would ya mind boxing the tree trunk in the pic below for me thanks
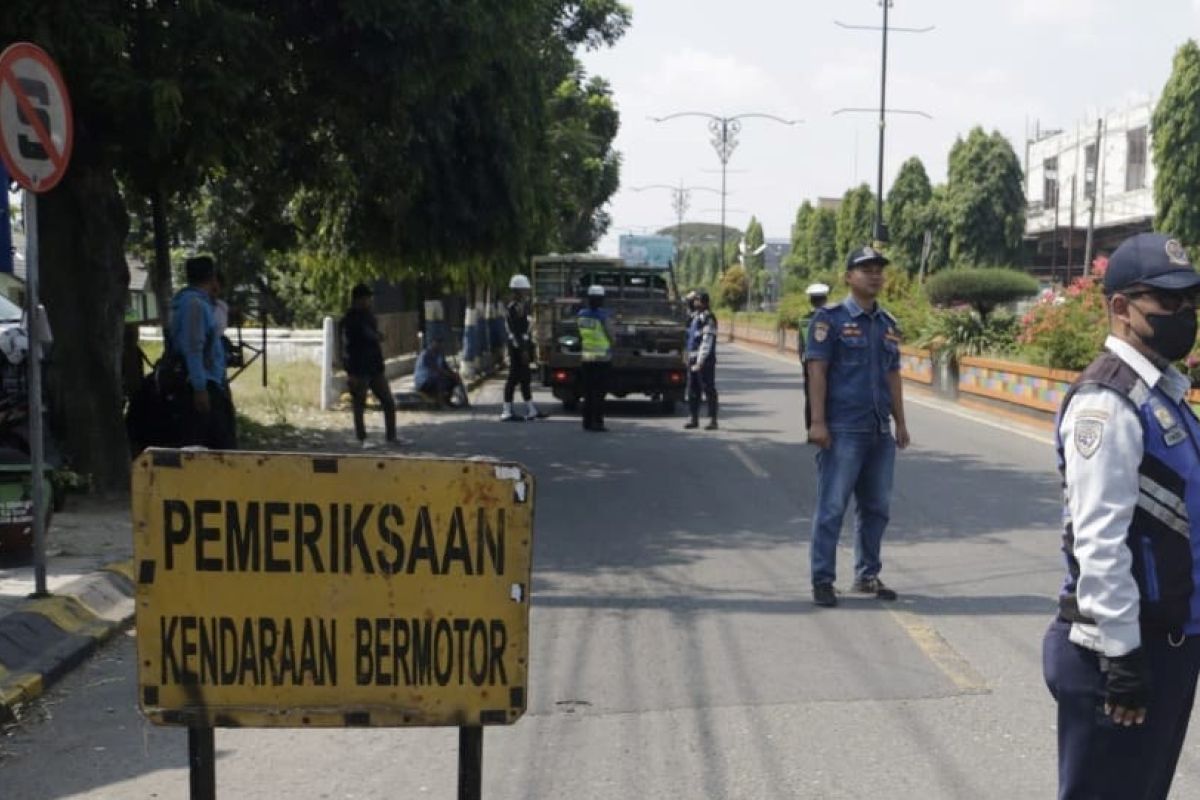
[39,134,131,493]
[150,188,173,330]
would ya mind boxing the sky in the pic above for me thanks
[582,0,1200,255]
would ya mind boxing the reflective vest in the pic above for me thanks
[1057,351,1200,637]
[577,311,611,362]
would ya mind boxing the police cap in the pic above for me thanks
[846,245,889,270]
[1104,232,1200,294]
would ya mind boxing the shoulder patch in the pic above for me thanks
[813,321,830,343]
[1074,417,1104,459]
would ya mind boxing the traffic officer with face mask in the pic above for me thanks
[1044,232,1200,800]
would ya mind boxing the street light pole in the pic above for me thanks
[835,3,933,244]
[650,112,800,272]
[629,181,722,253]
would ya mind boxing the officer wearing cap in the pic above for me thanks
[1044,232,1200,799]
[685,289,719,430]
[803,245,910,608]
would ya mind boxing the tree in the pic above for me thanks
[945,127,1026,266]
[784,201,814,278]
[1154,40,1200,245]
[807,207,839,272]
[925,267,1039,321]
[717,265,749,309]
[836,184,875,264]
[886,157,933,273]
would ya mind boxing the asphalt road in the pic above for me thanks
[3,344,1199,799]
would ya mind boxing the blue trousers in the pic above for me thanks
[809,428,896,586]
[1043,618,1200,800]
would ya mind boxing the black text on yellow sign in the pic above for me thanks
[133,451,534,729]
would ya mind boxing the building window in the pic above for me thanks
[1126,127,1147,191]
[1084,142,1098,200]
[1043,157,1059,208]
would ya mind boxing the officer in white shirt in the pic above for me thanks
[1045,232,1200,800]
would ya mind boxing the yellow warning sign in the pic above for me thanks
[132,450,534,728]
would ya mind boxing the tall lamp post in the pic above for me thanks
[629,181,722,252]
[650,112,799,271]
[1047,161,1060,285]
[834,2,933,243]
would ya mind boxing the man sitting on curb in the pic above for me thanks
[414,335,469,408]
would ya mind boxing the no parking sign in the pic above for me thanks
[0,42,73,193]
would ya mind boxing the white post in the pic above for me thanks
[320,315,335,411]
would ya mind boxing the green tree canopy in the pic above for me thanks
[1154,39,1200,246]
[925,267,1039,320]
[945,128,1026,266]
[836,184,876,265]
[886,157,933,273]
[784,201,814,278]
[807,207,839,272]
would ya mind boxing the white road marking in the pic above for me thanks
[731,342,1055,446]
[728,443,769,478]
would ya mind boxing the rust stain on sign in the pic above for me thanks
[132,450,534,729]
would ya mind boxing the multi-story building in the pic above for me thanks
[1024,97,1156,282]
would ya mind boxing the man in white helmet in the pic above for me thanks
[798,282,831,363]
[501,274,543,421]
[576,284,616,431]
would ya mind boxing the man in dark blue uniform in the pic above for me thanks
[1044,232,1200,800]
[685,290,718,430]
[803,246,909,608]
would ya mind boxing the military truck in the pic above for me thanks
[530,254,688,413]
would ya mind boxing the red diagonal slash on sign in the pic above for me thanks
[0,63,65,176]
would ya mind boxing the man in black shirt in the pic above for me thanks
[339,283,397,447]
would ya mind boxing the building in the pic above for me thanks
[1024,97,1156,282]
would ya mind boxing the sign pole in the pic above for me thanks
[457,726,483,800]
[25,190,46,597]
[188,725,216,799]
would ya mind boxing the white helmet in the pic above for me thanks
[509,274,531,290]
[805,282,831,297]
[586,284,605,297]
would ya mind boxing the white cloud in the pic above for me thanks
[635,48,788,114]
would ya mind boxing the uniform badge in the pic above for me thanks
[813,322,829,343]
[1074,417,1104,459]
[1166,238,1191,266]
[1152,402,1178,431]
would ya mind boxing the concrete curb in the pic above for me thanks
[0,560,135,722]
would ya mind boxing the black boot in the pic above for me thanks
[684,417,699,429]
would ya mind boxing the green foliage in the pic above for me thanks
[717,265,749,310]
[920,309,1021,358]
[886,157,933,273]
[925,267,1039,320]
[1018,275,1107,370]
[836,184,876,262]
[880,268,934,339]
[945,128,1026,265]
[1154,40,1200,245]
[783,201,815,278]
[808,207,839,272]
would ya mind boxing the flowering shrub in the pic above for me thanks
[1018,272,1108,370]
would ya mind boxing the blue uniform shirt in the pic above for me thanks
[169,287,225,391]
[803,296,901,432]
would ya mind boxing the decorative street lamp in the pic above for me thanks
[650,112,799,271]
[629,181,722,252]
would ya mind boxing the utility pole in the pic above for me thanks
[650,112,800,272]
[629,181,722,253]
[1067,175,1077,284]
[1047,161,1059,285]
[1083,117,1105,275]
[834,2,933,244]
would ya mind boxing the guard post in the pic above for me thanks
[132,450,535,798]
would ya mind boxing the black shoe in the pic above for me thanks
[850,577,897,601]
[684,419,699,429]
[812,583,838,607]
[705,420,718,430]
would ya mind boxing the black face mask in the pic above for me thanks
[1142,307,1199,362]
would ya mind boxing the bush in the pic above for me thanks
[717,265,749,309]
[926,267,1039,320]
[919,308,1020,358]
[1017,275,1107,370]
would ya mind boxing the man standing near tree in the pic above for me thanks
[169,256,237,449]
[804,246,909,608]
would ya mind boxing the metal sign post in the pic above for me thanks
[458,726,483,800]
[0,43,74,596]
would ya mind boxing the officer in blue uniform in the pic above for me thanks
[685,290,718,430]
[1044,232,1200,800]
[803,245,910,608]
